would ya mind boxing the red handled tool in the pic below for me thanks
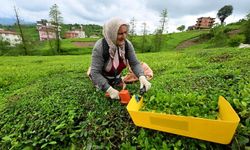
[105,90,131,104]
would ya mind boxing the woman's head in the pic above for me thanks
[117,25,128,46]
[103,18,128,46]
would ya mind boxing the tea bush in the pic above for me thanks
[0,47,249,149]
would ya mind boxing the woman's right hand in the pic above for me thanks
[139,76,151,92]
[106,86,120,99]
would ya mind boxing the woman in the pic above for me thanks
[89,18,151,99]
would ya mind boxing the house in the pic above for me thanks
[187,25,196,30]
[0,28,21,46]
[36,19,61,41]
[65,30,85,39]
[37,26,56,41]
[195,17,215,29]
[89,34,99,38]
[64,26,86,38]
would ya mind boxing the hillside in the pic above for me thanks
[177,20,247,50]
[1,19,247,56]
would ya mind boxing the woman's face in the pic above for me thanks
[116,25,128,46]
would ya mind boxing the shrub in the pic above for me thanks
[141,37,154,53]
[228,35,245,47]
[242,12,250,44]
[0,39,11,55]
[209,25,228,47]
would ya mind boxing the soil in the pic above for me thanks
[175,37,201,50]
[72,41,96,47]
[175,29,241,50]
[227,29,241,37]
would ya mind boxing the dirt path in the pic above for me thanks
[227,29,241,37]
[175,37,201,50]
[176,29,241,50]
[72,41,96,47]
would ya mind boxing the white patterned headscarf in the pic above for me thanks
[103,17,128,62]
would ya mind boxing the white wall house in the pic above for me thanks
[0,29,21,46]
[64,30,86,38]
[64,25,86,39]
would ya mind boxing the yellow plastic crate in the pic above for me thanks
[127,96,240,144]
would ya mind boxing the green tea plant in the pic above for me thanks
[0,47,249,149]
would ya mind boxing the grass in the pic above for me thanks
[131,30,209,52]
[22,38,99,56]
[7,29,207,56]
[0,47,249,149]
[0,27,232,56]
[163,30,209,50]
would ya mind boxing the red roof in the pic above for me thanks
[0,30,18,35]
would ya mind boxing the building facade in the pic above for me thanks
[195,17,215,29]
[36,19,60,41]
[0,29,21,46]
[64,30,86,38]
[65,25,86,39]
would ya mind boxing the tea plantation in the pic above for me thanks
[0,47,249,149]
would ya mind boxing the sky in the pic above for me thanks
[0,0,250,34]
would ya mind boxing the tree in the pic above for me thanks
[141,22,147,53]
[154,9,168,52]
[177,25,185,32]
[129,17,136,42]
[210,24,228,47]
[0,37,10,54]
[160,9,168,34]
[49,4,63,54]
[83,24,102,37]
[217,5,233,25]
[14,6,28,55]
[243,12,250,44]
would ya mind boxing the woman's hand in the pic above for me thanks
[139,76,151,91]
[106,86,120,99]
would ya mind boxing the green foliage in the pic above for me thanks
[83,24,102,37]
[226,19,246,31]
[177,25,185,32]
[13,24,40,42]
[49,4,63,24]
[49,4,63,54]
[153,29,163,52]
[228,35,245,47]
[141,36,153,53]
[0,37,11,52]
[209,25,228,47]
[0,56,139,149]
[242,12,250,44]
[166,30,209,50]
[0,16,247,56]
[1,24,40,55]
[152,9,168,52]
[129,17,136,38]
[160,9,168,34]
[130,30,208,52]
[0,47,249,149]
